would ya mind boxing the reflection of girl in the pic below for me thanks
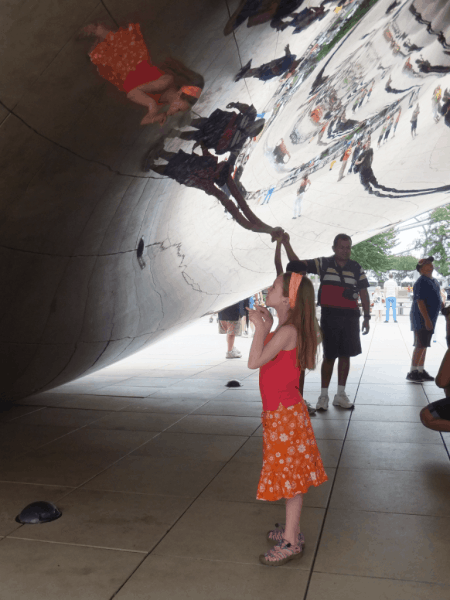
[371,287,384,321]
[247,271,327,566]
[83,23,203,125]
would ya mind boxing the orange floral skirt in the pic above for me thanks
[257,401,328,501]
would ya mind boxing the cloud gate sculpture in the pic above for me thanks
[2,0,450,401]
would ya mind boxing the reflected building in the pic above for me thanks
[2,0,450,400]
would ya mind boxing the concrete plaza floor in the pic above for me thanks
[1,314,449,599]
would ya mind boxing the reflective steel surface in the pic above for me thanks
[1,0,450,400]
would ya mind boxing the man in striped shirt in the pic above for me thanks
[283,233,371,410]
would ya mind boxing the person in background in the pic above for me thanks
[407,257,445,382]
[239,298,250,337]
[282,232,371,411]
[218,302,243,359]
[384,273,398,323]
[371,286,384,321]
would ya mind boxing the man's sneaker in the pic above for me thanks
[421,370,435,382]
[304,400,316,415]
[394,320,398,323]
[316,395,329,411]
[406,370,423,383]
[226,348,241,359]
[384,320,389,323]
[332,392,354,409]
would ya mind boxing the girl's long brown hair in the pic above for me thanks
[282,273,322,371]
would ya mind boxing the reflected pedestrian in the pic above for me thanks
[293,173,311,219]
[411,103,420,139]
[337,143,352,181]
[392,107,402,137]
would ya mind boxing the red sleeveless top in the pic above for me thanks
[259,332,303,411]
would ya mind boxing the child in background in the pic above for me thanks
[247,246,328,566]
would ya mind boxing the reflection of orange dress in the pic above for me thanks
[257,333,328,502]
[89,23,165,97]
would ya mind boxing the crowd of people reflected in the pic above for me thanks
[80,0,450,232]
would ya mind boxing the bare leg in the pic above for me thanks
[418,347,427,367]
[227,333,235,352]
[284,494,303,545]
[420,407,450,432]
[321,357,336,389]
[337,357,350,386]
[411,346,426,368]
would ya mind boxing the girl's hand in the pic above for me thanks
[247,306,273,330]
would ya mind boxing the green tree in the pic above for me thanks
[351,228,397,274]
[386,255,417,284]
[415,204,450,277]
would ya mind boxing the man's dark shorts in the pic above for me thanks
[320,313,361,360]
[413,329,433,348]
[428,398,450,421]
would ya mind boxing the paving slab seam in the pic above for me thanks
[302,320,377,599]
[6,536,147,554]
[107,431,259,599]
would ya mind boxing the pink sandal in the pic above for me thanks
[259,538,304,566]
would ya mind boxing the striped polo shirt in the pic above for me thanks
[287,256,369,317]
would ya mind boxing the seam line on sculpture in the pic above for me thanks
[302,322,377,598]
[0,99,165,180]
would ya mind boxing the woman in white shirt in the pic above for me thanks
[371,286,385,321]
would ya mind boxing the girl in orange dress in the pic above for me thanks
[82,23,203,125]
[247,259,327,567]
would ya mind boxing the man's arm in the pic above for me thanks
[417,299,433,330]
[360,288,371,313]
